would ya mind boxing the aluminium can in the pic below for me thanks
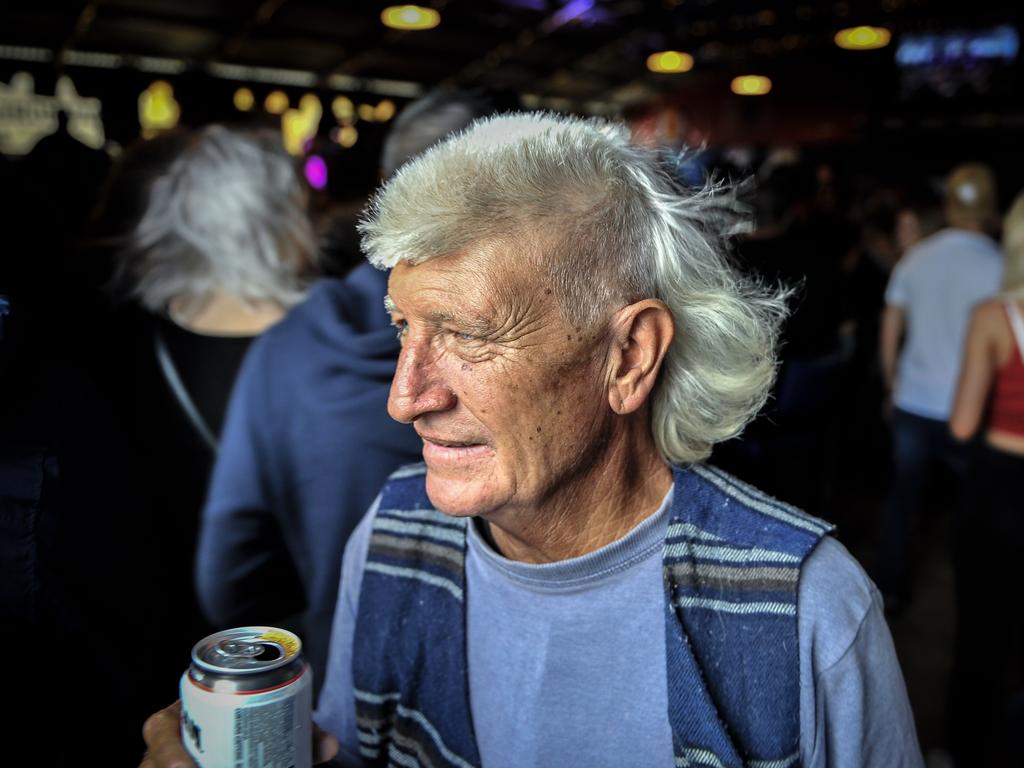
[180,626,312,768]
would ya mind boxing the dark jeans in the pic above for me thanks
[951,443,1024,766]
[876,407,967,604]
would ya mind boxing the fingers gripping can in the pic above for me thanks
[180,627,312,768]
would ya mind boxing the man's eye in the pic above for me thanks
[391,320,408,341]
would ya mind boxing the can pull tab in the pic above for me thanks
[216,639,283,662]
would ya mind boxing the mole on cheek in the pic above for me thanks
[461,363,472,371]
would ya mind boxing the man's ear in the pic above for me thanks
[607,299,674,415]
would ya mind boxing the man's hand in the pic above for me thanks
[140,701,192,768]
[139,700,340,767]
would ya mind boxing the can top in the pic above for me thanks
[192,626,302,675]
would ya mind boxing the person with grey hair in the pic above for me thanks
[379,88,518,178]
[116,124,313,338]
[142,113,921,768]
[50,124,317,763]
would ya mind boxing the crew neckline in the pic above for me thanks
[466,486,674,591]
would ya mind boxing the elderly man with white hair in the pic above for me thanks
[142,113,922,768]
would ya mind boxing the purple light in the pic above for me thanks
[304,155,328,190]
[542,0,595,33]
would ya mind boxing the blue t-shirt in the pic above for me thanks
[885,228,1003,420]
[317,489,923,767]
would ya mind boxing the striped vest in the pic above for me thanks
[352,463,832,768]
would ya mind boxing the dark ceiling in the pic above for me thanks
[1,0,1018,115]
[2,1,1015,100]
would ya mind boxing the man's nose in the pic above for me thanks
[388,340,457,423]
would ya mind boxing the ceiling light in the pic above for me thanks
[135,56,186,75]
[646,50,694,74]
[338,126,358,148]
[264,90,289,114]
[139,81,180,138]
[834,26,891,50]
[332,96,354,120]
[730,75,772,95]
[283,94,323,156]
[375,99,396,121]
[0,45,53,63]
[381,5,440,31]
[63,50,122,69]
[233,87,255,111]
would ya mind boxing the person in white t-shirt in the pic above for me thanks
[877,163,1003,611]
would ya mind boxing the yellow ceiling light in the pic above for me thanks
[834,26,891,50]
[338,125,358,148]
[381,5,440,31]
[138,80,180,138]
[731,75,772,96]
[332,95,354,120]
[264,90,289,114]
[299,93,321,113]
[357,103,376,122]
[233,87,255,111]
[374,99,396,121]
[646,50,694,74]
[282,93,323,156]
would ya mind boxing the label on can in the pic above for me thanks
[180,627,313,768]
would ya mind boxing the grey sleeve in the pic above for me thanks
[313,496,379,768]
[884,258,911,307]
[798,537,924,768]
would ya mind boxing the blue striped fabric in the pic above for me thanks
[665,464,833,766]
[352,463,832,767]
[352,464,481,768]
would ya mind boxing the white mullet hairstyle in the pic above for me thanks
[359,112,789,464]
[121,125,314,313]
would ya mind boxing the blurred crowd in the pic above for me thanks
[2,94,1022,766]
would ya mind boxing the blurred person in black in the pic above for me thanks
[895,184,944,260]
[98,123,316,717]
[22,109,110,237]
[715,158,854,513]
[1,109,111,354]
[947,191,1024,767]
[1,124,316,766]
[2,110,118,768]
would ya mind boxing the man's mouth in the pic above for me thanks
[424,437,479,448]
[418,433,493,463]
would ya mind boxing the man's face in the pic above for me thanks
[385,242,613,520]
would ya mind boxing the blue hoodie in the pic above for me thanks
[196,263,422,690]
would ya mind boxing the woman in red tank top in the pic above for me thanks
[947,190,1024,766]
